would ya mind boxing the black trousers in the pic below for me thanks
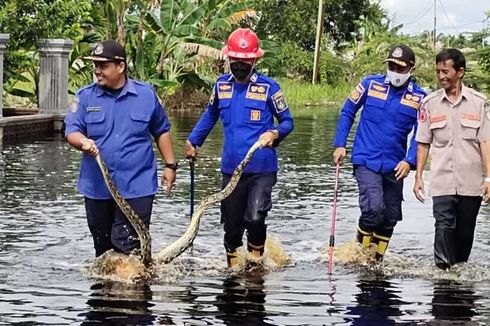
[220,173,277,253]
[85,195,154,257]
[432,195,481,268]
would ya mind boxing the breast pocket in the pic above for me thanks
[86,111,106,138]
[244,101,267,126]
[396,106,417,133]
[219,100,232,126]
[429,120,449,147]
[130,112,151,135]
[461,119,480,140]
[362,96,385,122]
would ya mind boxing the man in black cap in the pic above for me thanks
[64,40,178,260]
[332,45,427,261]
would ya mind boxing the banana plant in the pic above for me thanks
[142,0,255,94]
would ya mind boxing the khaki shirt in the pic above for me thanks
[416,85,490,196]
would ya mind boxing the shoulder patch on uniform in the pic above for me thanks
[69,96,80,113]
[484,100,490,120]
[418,105,427,122]
[272,90,288,113]
[246,83,269,101]
[367,81,389,100]
[348,83,365,104]
[217,82,233,99]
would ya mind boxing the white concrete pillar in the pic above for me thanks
[37,39,73,116]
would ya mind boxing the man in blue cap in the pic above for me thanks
[332,45,427,261]
[64,40,178,258]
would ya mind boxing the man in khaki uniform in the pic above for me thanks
[414,48,490,270]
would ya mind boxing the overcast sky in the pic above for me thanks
[379,0,490,36]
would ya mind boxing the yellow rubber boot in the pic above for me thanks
[226,251,238,268]
[247,242,264,259]
[356,226,373,248]
[372,233,391,261]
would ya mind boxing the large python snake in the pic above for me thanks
[94,140,263,267]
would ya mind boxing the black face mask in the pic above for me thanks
[230,61,253,81]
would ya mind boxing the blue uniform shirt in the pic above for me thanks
[332,74,427,173]
[188,72,294,174]
[64,79,171,199]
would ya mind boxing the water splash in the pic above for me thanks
[324,239,490,282]
[229,235,293,273]
[86,250,148,284]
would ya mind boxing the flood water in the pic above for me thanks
[0,108,489,325]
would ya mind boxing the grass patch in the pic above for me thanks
[277,77,353,108]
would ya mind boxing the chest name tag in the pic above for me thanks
[367,81,389,101]
[250,109,261,121]
[430,115,447,123]
[462,113,480,121]
[400,92,423,110]
[217,82,233,99]
[86,106,102,112]
[246,83,269,101]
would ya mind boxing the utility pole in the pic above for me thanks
[433,0,437,48]
[312,0,325,84]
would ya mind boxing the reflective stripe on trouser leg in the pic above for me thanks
[356,226,373,247]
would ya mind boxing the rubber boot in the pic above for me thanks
[246,242,265,272]
[226,251,238,268]
[247,242,264,258]
[372,228,394,261]
[356,226,373,248]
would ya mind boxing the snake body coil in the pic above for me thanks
[94,141,263,266]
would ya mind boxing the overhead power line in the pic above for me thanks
[437,0,459,34]
[396,2,433,25]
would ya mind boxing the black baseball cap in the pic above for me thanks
[384,45,415,67]
[84,40,126,62]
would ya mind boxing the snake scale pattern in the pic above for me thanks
[94,141,263,266]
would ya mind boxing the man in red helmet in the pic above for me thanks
[185,28,294,269]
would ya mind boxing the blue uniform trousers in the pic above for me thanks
[220,173,277,253]
[354,165,403,234]
[432,195,480,269]
[85,195,154,256]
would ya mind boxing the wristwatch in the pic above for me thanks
[165,162,179,171]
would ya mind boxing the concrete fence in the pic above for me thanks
[0,35,73,142]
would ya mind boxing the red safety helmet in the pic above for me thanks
[222,28,264,59]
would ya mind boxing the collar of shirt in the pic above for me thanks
[95,79,138,98]
[440,83,469,105]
